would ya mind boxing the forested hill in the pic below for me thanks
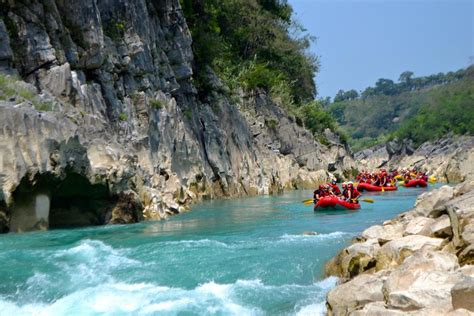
[328,66,474,151]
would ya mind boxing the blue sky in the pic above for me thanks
[288,0,474,98]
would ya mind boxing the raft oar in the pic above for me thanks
[303,200,314,206]
[302,198,313,203]
[361,198,374,203]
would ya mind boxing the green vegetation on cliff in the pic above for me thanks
[328,66,474,150]
[181,0,338,139]
[181,0,317,103]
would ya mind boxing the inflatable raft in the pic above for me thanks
[314,196,360,211]
[402,179,428,188]
[357,183,398,192]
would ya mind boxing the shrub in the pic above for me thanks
[118,112,128,121]
[183,109,192,120]
[150,99,165,109]
[265,118,278,130]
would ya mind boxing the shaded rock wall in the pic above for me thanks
[0,0,354,232]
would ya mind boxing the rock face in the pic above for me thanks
[0,1,354,232]
[356,135,474,183]
[325,183,474,315]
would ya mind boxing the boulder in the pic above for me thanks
[451,277,474,311]
[461,222,474,246]
[376,235,445,270]
[429,214,453,238]
[413,185,454,218]
[383,250,459,311]
[341,238,380,278]
[362,223,404,244]
[454,181,474,197]
[403,217,434,236]
[327,271,388,315]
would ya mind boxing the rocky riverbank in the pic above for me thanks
[355,135,474,183]
[324,182,474,315]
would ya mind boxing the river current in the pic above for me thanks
[0,186,436,315]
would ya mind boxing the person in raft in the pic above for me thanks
[313,185,325,204]
[329,179,341,196]
[341,182,348,199]
[344,182,361,203]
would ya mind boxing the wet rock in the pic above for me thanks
[342,239,380,278]
[302,231,318,236]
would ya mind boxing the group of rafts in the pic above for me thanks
[305,169,437,211]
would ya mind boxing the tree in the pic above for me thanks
[374,78,396,95]
[334,89,358,102]
[399,71,414,85]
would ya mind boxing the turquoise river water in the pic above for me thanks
[0,186,438,315]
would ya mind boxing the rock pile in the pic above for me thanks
[325,182,474,315]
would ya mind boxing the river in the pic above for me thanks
[0,186,436,315]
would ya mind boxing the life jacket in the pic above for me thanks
[313,189,322,199]
[342,188,349,200]
[330,184,341,195]
[351,188,361,199]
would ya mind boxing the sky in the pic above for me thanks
[288,0,474,98]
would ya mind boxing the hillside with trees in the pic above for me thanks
[328,66,474,150]
[180,0,337,138]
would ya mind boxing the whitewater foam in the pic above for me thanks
[278,231,351,243]
[0,277,338,315]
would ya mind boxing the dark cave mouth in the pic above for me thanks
[10,172,113,231]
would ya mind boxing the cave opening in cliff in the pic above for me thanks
[48,173,111,229]
[10,172,112,231]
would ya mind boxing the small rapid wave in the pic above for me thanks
[0,277,338,315]
[278,231,351,243]
[156,232,350,250]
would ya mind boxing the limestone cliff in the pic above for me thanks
[0,0,354,232]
